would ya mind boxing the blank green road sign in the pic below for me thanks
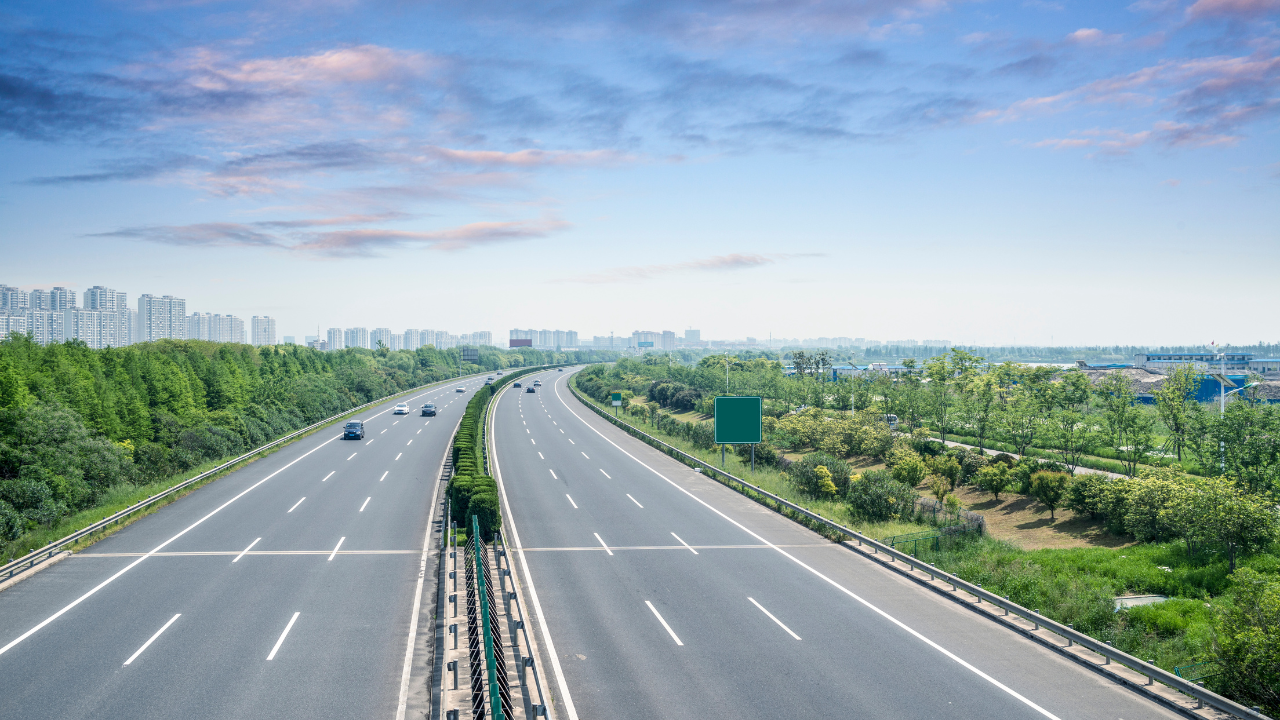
[714,396,762,444]
[611,392,623,407]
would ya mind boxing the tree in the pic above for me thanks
[1213,569,1280,715]
[1030,471,1068,520]
[1171,477,1279,571]
[927,474,949,502]
[1048,371,1094,473]
[924,355,955,443]
[1152,364,1205,463]
[1094,373,1156,477]
[1208,399,1280,495]
[960,373,1000,451]
[975,464,1013,501]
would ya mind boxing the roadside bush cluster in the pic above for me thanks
[449,475,501,542]
[846,469,918,522]
[762,408,893,458]
[646,380,703,411]
[784,453,851,496]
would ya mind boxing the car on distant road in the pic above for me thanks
[485,377,494,385]
[456,386,466,392]
[525,386,536,393]
[533,380,542,387]
[558,368,563,372]
[393,402,410,414]
[421,403,436,417]
[343,420,365,439]
[513,382,521,388]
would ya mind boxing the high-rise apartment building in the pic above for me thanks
[251,316,277,346]
[188,313,245,343]
[283,336,296,345]
[0,285,29,313]
[371,328,392,350]
[632,330,660,350]
[327,327,345,350]
[137,295,187,342]
[0,313,27,337]
[403,329,420,351]
[344,327,369,350]
[661,330,676,351]
[593,335,624,349]
[30,287,76,311]
[685,329,700,344]
[26,311,64,345]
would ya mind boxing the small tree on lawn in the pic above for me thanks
[1029,470,1069,521]
[975,464,1013,501]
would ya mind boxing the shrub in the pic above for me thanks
[991,453,1017,468]
[927,455,963,489]
[786,453,851,495]
[1213,569,1280,715]
[467,491,502,541]
[735,442,781,468]
[1029,471,1069,521]
[892,455,928,488]
[927,474,949,502]
[847,471,917,521]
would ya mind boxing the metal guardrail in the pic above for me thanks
[567,378,1272,720]
[467,516,512,720]
[1,369,495,583]
[494,530,548,718]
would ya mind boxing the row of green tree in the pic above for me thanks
[0,333,612,551]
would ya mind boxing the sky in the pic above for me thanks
[1,0,1277,347]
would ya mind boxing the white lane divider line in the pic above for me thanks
[328,537,346,561]
[552,421,557,425]
[417,429,422,434]
[645,601,683,646]
[600,469,611,479]
[549,469,558,480]
[267,612,301,661]
[581,452,589,459]
[381,429,387,434]
[593,533,613,556]
[749,597,801,640]
[380,471,389,482]
[0,430,345,658]
[366,439,374,445]
[671,533,698,554]
[360,497,371,512]
[566,495,578,509]
[567,439,574,444]
[322,471,335,482]
[526,429,530,434]
[552,377,1062,720]
[407,439,412,446]
[424,421,430,426]
[559,429,564,434]
[288,497,306,513]
[394,420,399,425]
[627,494,644,508]
[123,614,181,666]
[395,453,402,460]
[347,453,357,461]
[538,452,544,459]
[233,537,262,563]
[531,439,536,445]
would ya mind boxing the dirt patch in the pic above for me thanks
[945,485,1135,550]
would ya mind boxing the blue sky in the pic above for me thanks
[1,0,1276,346]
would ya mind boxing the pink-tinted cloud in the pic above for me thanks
[1186,0,1280,20]
[1065,28,1125,45]
[1030,120,1239,156]
[423,147,633,168]
[555,252,822,284]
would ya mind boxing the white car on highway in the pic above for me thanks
[393,402,410,415]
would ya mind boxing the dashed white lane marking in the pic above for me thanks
[549,469,558,480]
[233,537,262,563]
[366,439,374,445]
[593,533,613,556]
[749,597,801,640]
[322,471,335,482]
[396,453,402,460]
[566,495,578,509]
[360,497,371,512]
[380,471,389,482]
[671,533,698,554]
[347,453,357,460]
[646,601,683,646]
[407,439,413,446]
[531,439,536,445]
[559,429,564,434]
[538,452,544,459]
[123,614,181,666]
[600,469,611,479]
[393,420,399,425]
[328,537,346,561]
[417,429,422,434]
[568,439,574,444]
[527,429,531,434]
[627,494,644,508]
[581,452,589,459]
[267,612,300,660]
[381,429,387,434]
[288,497,305,513]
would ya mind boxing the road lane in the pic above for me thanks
[492,367,1185,720]
[0,375,490,720]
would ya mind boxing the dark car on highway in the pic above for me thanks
[513,382,521,388]
[343,420,365,439]
[421,403,436,417]
[525,386,536,393]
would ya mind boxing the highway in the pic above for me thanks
[492,368,1186,720]
[0,375,484,720]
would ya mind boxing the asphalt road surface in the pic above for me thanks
[491,367,1184,720]
[0,375,485,720]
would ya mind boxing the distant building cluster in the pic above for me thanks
[1,283,277,349]
[317,328,493,352]
[509,329,579,350]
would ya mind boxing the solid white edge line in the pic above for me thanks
[551,372,1061,720]
[645,601,683,646]
[267,612,300,661]
[232,537,261,563]
[0,432,343,658]
[323,471,335,482]
[627,494,644,509]
[380,471,389,482]
[566,494,578,509]
[593,533,613,556]
[395,412,459,720]
[288,497,306,513]
[670,532,698,554]
[123,613,181,666]
[360,497,371,512]
[749,597,801,640]
[489,385,579,720]
[328,537,346,561]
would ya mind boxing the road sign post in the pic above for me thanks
[714,396,762,472]
[611,392,622,417]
